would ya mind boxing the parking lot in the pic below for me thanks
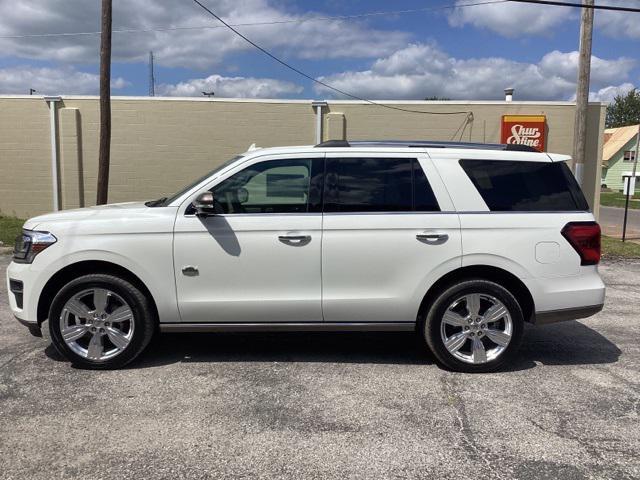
[1,254,639,480]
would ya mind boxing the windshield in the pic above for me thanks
[147,155,244,207]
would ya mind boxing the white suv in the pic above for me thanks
[6,140,605,372]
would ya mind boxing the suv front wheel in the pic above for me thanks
[423,279,524,373]
[49,273,155,369]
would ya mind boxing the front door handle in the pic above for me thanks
[278,235,311,245]
[416,233,449,243]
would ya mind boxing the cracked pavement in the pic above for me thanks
[0,254,639,479]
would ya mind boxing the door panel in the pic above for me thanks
[321,154,462,323]
[173,156,323,323]
[322,213,461,322]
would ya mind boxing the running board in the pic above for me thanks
[159,322,416,333]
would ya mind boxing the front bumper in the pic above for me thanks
[14,315,43,337]
[6,260,40,327]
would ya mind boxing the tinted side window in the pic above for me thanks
[211,159,322,214]
[460,160,589,212]
[324,158,439,212]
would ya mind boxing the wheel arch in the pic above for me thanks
[37,260,159,326]
[417,265,535,326]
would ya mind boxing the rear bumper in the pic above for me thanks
[523,266,606,317]
[533,303,604,325]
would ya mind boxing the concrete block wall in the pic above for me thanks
[0,97,53,218]
[0,96,605,219]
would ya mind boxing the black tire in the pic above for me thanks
[423,279,524,373]
[49,273,156,369]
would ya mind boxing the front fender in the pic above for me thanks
[28,237,179,325]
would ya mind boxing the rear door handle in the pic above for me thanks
[278,235,311,244]
[181,265,199,276]
[416,233,449,242]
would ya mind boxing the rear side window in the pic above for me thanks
[459,160,589,212]
[324,158,439,212]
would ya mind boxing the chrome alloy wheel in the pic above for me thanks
[59,288,135,361]
[440,293,513,365]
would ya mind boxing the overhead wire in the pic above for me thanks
[507,0,640,12]
[189,0,476,115]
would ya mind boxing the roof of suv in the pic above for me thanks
[241,140,572,163]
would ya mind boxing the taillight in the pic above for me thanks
[561,222,601,266]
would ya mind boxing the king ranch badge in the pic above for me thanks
[501,115,546,151]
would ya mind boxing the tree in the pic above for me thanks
[606,89,640,128]
[97,0,112,205]
[424,96,450,101]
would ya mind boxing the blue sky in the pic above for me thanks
[0,0,637,101]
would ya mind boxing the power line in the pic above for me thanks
[0,0,507,39]
[507,0,640,12]
[189,0,472,116]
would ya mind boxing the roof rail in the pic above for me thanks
[314,139,539,152]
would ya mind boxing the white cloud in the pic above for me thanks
[314,43,635,101]
[449,0,640,40]
[538,50,635,85]
[157,74,302,98]
[589,83,635,103]
[597,0,640,39]
[448,1,574,36]
[0,0,408,69]
[0,65,128,95]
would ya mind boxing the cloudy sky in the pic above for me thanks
[0,0,637,101]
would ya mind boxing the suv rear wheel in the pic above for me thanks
[423,279,524,373]
[49,274,155,369]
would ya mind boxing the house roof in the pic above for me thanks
[603,125,638,166]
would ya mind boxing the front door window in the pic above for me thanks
[211,159,321,214]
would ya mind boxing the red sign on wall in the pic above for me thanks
[501,115,546,151]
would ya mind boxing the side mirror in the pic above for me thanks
[193,192,217,216]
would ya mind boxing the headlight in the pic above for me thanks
[13,230,57,264]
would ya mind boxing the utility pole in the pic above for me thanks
[148,51,155,97]
[96,0,112,205]
[572,0,594,186]
[622,124,640,242]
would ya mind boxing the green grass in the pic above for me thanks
[600,191,640,209]
[602,235,640,259]
[0,216,24,247]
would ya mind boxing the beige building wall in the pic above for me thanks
[0,96,605,219]
[0,97,53,218]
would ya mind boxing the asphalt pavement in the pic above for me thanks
[600,205,640,239]
[1,253,639,480]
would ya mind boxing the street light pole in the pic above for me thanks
[572,0,594,186]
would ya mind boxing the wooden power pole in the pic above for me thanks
[96,0,112,205]
[572,0,594,186]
